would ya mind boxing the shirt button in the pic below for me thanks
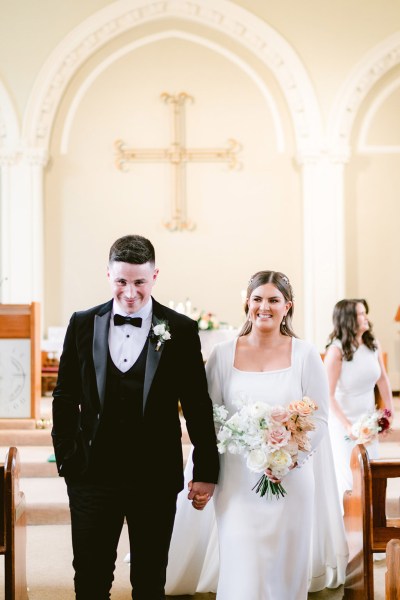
[123,358,127,362]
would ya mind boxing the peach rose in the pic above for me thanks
[291,430,311,452]
[288,396,317,416]
[295,415,316,432]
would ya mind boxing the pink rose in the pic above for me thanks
[266,426,291,448]
[270,406,290,424]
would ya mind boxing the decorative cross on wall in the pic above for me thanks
[114,92,241,232]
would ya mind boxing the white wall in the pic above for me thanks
[45,34,301,332]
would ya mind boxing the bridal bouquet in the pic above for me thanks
[347,408,392,444]
[213,396,318,500]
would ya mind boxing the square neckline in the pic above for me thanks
[232,335,295,374]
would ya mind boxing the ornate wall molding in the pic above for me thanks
[0,150,18,167]
[357,75,400,154]
[0,147,48,167]
[0,80,19,149]
[19,146,48,167]
[327,32,400,152]
[23,0,322,155]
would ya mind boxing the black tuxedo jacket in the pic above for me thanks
[52,298,219,492]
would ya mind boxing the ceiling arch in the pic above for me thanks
[327,31,400,156]
[22,0,322,157]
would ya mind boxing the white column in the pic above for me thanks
[0,147,47,307]
[0,151,16,302]
[298,149,349,350]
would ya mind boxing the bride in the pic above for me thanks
[165,270,348,599]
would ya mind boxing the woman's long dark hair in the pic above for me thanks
[326,298,377,361]
[239,270,297,338]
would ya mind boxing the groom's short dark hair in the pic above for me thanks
[108,234,155,266]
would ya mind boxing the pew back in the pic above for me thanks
[0,447,28,600]
[343,444,400,599]
[386,538,400,600]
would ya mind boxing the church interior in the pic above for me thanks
[0,0,400,598]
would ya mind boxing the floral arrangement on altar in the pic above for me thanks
[213,395,318,500]
[167,299,220,330]
[192,310,219,331]
[346,407,392,444]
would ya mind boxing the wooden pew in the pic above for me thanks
[386,539,400,600]
[0,447,28,600]
[343,444,400,599]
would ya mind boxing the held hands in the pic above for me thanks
[265,461,298,484]
[265,468,282,484]
[187,480,215,511]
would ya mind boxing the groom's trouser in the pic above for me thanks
[67,479,177,600]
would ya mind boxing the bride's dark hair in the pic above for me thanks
[326,298,377,361]
[239,270,297,338]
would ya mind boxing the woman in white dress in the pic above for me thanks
[325,299,393,506]
[165,271,348,599]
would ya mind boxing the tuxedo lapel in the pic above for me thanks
[143,304,166,412]
[93,303,112,409]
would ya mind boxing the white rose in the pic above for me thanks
[268,449,292,478]
[198,319,209,330]
[162,331,171,340]
[246,449,269,473]
[153,324,165,336]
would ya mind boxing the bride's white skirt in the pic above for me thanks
[165,437,348,597]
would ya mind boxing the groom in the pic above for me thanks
[52,234,219,600]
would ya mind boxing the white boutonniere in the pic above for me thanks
[151,320,171,351]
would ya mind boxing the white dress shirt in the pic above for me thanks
[108,298,153,372]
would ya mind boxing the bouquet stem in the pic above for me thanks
[252,474,287,500]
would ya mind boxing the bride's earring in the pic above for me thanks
[282,316,286,326]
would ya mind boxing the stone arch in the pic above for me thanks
[327,31,400,153]
[59,29,286,155]
[0,80,19,152]
[22,0,322,156]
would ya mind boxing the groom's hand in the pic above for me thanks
[187,481,215,511]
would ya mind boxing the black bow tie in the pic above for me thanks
[114,314,142,327]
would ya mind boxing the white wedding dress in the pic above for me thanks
[328,339,381,506]
[165,337,348,600]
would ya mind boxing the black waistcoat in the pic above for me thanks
[88,339,149,482]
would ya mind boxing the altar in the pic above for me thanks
[199,328,238,362]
